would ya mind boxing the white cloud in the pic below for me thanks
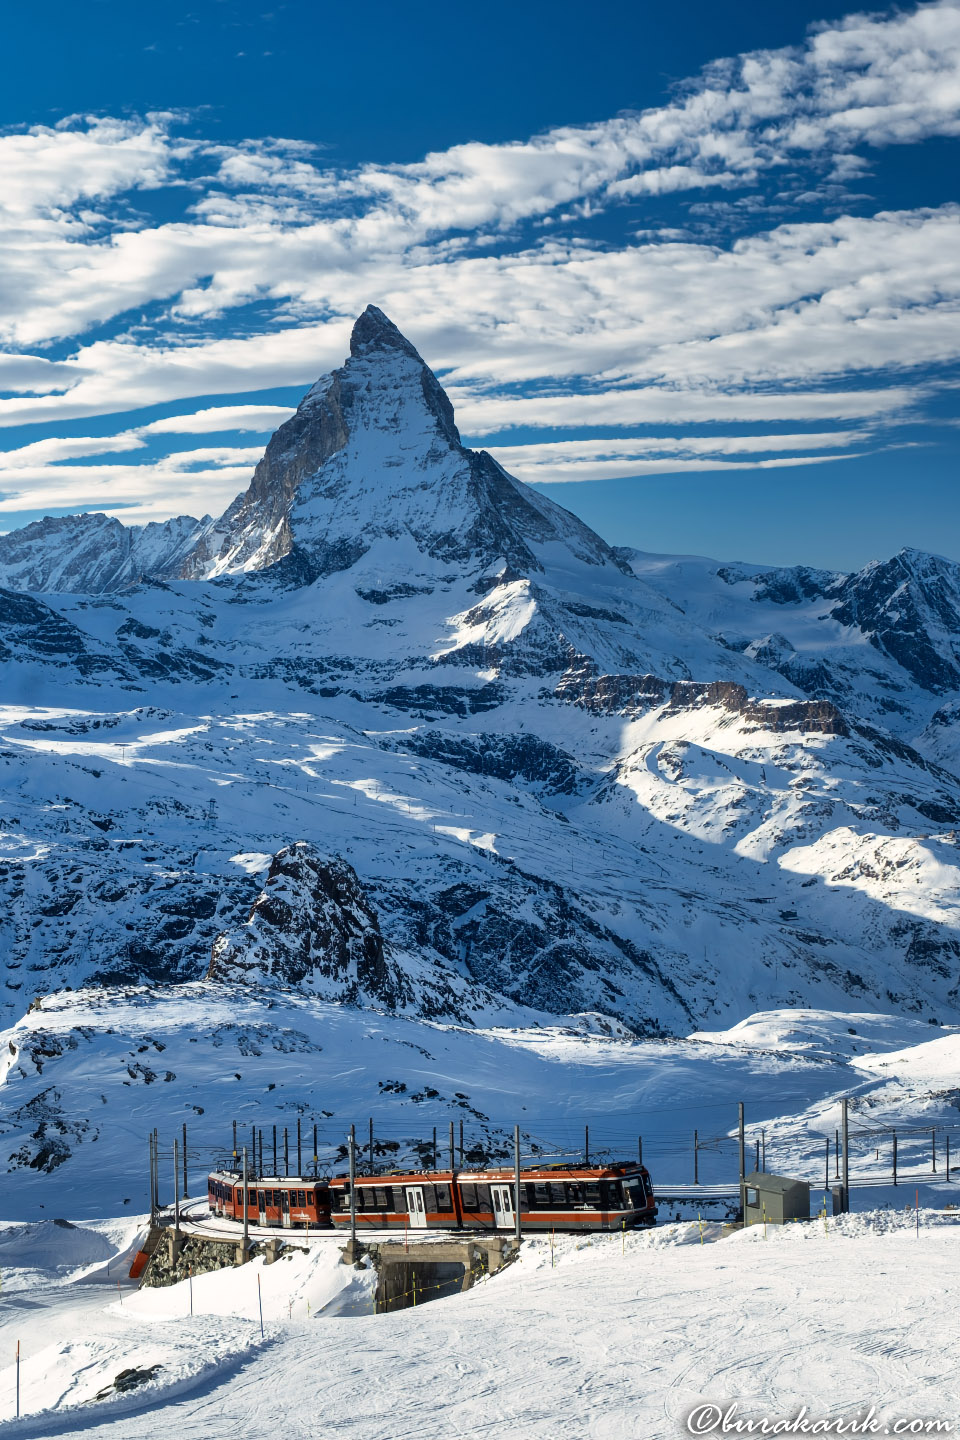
[0,446,261,525]
[488,434,868,483]
[0,3,957,524]
[139,404,295,435]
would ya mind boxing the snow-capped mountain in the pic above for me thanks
[0,512,216,595]
[1,307,959,1049]
[625,547,960,773]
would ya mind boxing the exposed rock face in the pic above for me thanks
[556,667,850,736]
[181,375,350,578]
[208,843,403,1006]
[830,549,960,694]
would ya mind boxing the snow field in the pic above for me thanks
[1,1212,955,1438]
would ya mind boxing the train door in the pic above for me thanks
[405,1187,427,1228]
[257,1189,266,1226]
[281,1189,291,1227]
[491,1184,514,1229]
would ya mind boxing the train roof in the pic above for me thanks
[328,1162,647,1185]
[208,1171,326,1185]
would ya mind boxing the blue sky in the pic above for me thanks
[0,0,958,570]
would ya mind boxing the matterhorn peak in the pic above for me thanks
[349,303,424,361]
[187,305,628,586]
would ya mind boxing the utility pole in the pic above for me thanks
[893,1130,898,1187]
[693,1130,699,1185]
[182,1123,188,1200]
[432,1127,437,1170]
[242,1145,249,1253]
[284,1128,289,1177]
[459,1118,464,1166]
[173,1140,180,1233]
[841,1098,849,1214]
[638,1135,642,1167]
[513,1125,522,1245]
[349,1126,357,1248]
[313,1122,318,1177]
[449,1121,455,1173]
[297,1118,302,1176]
[369,1117,374,1174]
[148,1135,155,1224]
[738,1103,745,1219]
[232,1119,237,1166]
[824,1137,829,1191]
[585,1125,589,1166]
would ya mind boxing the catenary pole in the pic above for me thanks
[893,1130,898,1187]
[182,1122,188,1200]
[738,1103,746,1218]
[513,1125,522,1245]
[449,1121,455,1173]
[242,1145,249,1252]
[694,1130,698,1185]
[349,1126,357,1246]
[173,1140,180,1232]
[841,1098,849,1213]
[297,1118,302,1177]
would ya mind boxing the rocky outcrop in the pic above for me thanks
[208,843,406,1007]
[555,667,849,735]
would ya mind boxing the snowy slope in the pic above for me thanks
[625,547,960,775]
[2,1205,958,1433]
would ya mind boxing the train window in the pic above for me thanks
[460,1183,480,1210]
[566,1182,585,1204]
[235,1188,243,1205]
[434,1184,451,1210]
[419,1185,436,1211]
[297,1190,306,1206]
[585,1183,602,1207]
[375,1188,391,1208]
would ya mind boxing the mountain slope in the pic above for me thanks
[625,547,960,776]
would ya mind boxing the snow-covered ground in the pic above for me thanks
[0,1209,957,1435]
